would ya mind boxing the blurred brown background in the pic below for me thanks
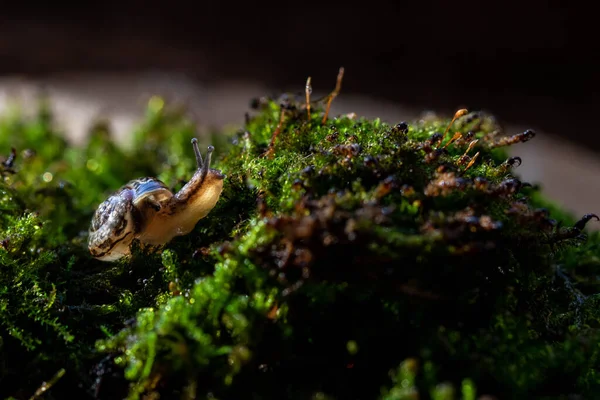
[0,1,599,223]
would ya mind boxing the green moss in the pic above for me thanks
[0,83,599,399]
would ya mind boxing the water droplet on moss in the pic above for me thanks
[42,172,53,182]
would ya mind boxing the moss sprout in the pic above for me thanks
[0,74,599,399]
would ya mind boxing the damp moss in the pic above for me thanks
[0,82,599,400]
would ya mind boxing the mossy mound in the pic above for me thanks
[0,85,599,400]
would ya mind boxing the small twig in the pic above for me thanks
[264,108,286,158]
[442,132,462,149]
[463,151,480,173]
[322,67,345,124]
[29,368,66,400]
[305,76,312,120]
[442,108,468,141]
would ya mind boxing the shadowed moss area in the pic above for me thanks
[0,87,599,400]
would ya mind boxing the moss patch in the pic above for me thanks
[0,82,599,400]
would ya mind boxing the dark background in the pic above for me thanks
[0,1,597,151]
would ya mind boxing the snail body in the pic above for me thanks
[88,139,225,262]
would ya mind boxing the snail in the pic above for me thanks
[88,138,225,262]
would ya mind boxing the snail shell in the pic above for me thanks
[88,140,225,262]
